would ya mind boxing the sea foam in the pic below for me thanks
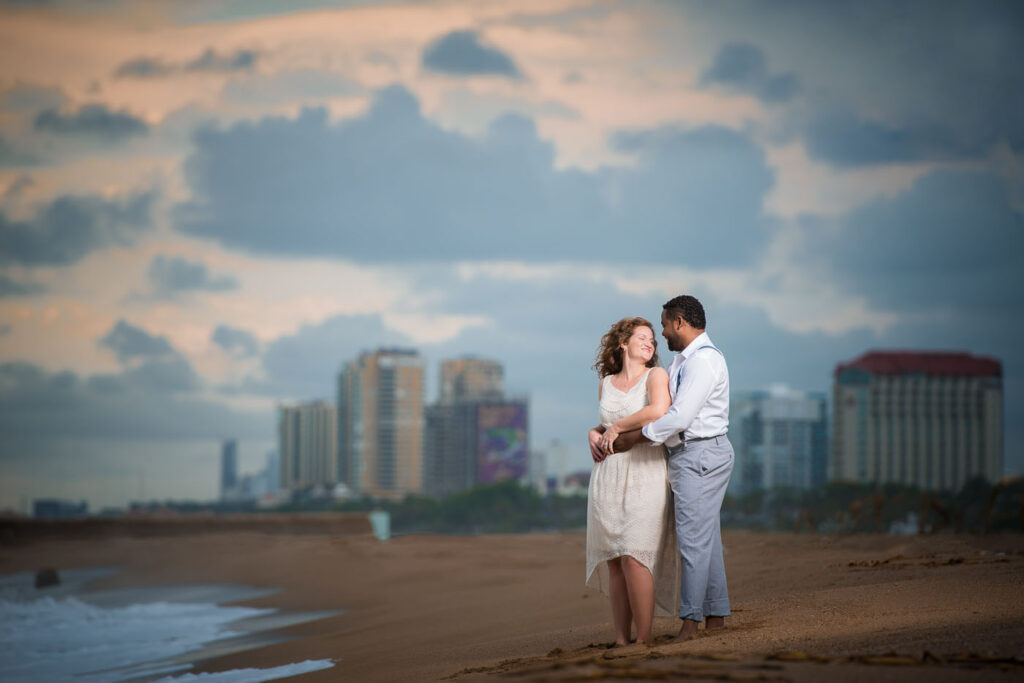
[0,569,336,682]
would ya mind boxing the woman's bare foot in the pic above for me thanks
[705,616,726,631]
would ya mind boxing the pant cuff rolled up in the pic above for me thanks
[702,598,730,617]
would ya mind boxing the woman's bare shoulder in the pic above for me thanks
[647,366,669,382]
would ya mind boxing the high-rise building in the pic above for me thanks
[265,450,279,494]
[337,348,425,498]
[423,357,528,497]
[423,398,529,497]
[730,386,827,494]
[220,439,238,500]
[832,351,1003,490]
[439,357,503,403]
[279,400,337,492]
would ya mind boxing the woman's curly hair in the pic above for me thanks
[593,317,659,377]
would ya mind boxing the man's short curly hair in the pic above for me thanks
[662,295,706,330]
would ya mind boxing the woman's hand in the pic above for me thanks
[588,428,606,463]
[601,424,621,454]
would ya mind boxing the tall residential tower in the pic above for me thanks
[337,348,425,498]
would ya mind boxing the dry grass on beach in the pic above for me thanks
[3,528,1023,681]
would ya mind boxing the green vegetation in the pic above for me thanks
[336,480,588,534]
[723,476,1024,534]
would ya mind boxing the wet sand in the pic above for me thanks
[2,529,1023,681]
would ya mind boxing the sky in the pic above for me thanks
[0,0,1021,511]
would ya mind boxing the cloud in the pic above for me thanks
[96,320,202,395]
[211,324,260,357]
[3,174,34,199]
[0,134,40,167]
[114,57,175,78]
[99,319,175,363]
[146,254,238,297]
[805,168,1024,313]
[222,69,362,105]
[33,103,149,142]
[242,313,397,400]
[175,86,774,267]
[800,105,975,168]
[422,30,522,78]
[114,48,258,79]
[0,273,44,297]
[0,191,153,266]
[185,48,259,72]
[0,361,263,441]
[681,1,1024,165]
[0,83,65,112]
[700,42,799,103]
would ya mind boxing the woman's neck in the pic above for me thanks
[619,357,647,379]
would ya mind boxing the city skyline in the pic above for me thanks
[0,0,1021,510]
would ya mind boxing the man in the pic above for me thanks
[594,295,732,642]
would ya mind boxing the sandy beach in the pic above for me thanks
[3,527,1023,681]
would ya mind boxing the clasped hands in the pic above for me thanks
[588,425,645,462]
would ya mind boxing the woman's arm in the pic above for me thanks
[601,368,670,449]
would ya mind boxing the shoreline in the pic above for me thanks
[2,530,1023,681]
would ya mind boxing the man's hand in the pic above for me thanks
[588,427,607,463]
[612,429,647,453]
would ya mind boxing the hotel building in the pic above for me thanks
[832,351,1002,490]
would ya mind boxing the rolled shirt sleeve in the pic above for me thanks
[642,355,717,445]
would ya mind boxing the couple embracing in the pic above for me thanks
[586,295,733,645]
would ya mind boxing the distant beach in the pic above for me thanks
[2,527,1023,681]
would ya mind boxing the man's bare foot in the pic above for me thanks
[705,616,726,631]
[672,619,700,642]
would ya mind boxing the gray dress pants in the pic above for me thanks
[666,435,733,621]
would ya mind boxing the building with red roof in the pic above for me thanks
[832,350,1002,490]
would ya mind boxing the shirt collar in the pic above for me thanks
[681,331,710,360]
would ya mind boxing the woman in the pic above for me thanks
[586,317,678,645]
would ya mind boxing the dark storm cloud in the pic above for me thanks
[114,57,175,78]
[421,30,521,78]
[0,191,153,266]
[0,361,263,442]
[243,313,397,400]
[185,48,259,72]
[805,168,1024,313]
[114,49,258,79]
[700,42,799,103]
[0,83,65,112]
[99,319,175,363]
[147,254,238,296]
[33,104,149,142]
[802,107,973,168]
[679,0,1024,165]
[97,320,202,393]
[0,273,44,297]
[211,324,260,357]
[0,134,39,166]
[175,86,773,266]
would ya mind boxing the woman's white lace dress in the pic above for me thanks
[585,368,679,617]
